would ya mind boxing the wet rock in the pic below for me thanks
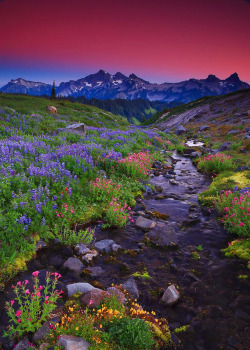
[218,142,231,151]
[122,278,139,299]
[75,243,90,256]
[199,125,210,131]
[190,151,202,158]
[144,185,153,194]
[164,174,175,179]
[66,282,95,297]
[169,179,178,185]
[94,239,115,253]
[152,161,162,169]
[33,317,60,342]
[154,184,163,192]
[119,262,131,276]
[35,239,47,251]
[183,272,200,284]
[168,170,176,175]
[63,257,83,274]
[107,287,126,304]
[155,194,166,200]
[14,337,29,350]
[135,216,156,231]
[86,266,105,277]
[175,125,186,135]
[183,148,195,155]
[147,223,178,248]
[161,285,180,305]
[80,288,106,308]
[81,250,98,264]
[57,335,90,349]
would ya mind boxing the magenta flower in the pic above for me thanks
[32,271,40,277]
[16,310,22,317]
[10,300,14,307]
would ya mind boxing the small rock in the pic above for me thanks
[94,239,115,253]
[175,125,186,135]
[75,243,90,256]
[63,257,83,274]
[190,151,202,158]
[35,239,47,251]
[112,243,122,252]
[33,317,60,342]
[147,224,178,248]
[14,337,29,350]
[144,185,153,194]
[122,278,139,299]
[66,282,95,297]
[169,179,178,185]
[161,285,180,305]
[87,266,105,277]
[152,161,162,169]
[82,250,98,263]
[227,129,240,135]
[154,185,163,192]
[46,105,57,114]
[135,216,156,231]
[199,125,210,131]
[57,335,90,350]
[80,288,106,308]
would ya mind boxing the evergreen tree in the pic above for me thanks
[51,81,56,100]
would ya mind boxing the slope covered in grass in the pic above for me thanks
[0,93,129,130]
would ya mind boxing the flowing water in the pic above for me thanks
[1,152,249,350]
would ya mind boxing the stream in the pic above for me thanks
[0,151,249,350]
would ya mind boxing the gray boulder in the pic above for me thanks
[94,239,115,253]
[14,337,29,350]
[63,257,83,274]
[66,282,95,297]
[33,317,60,342]
[87,266,105,277]
[60,123,87,136]
[57,335,90,350]
[175,125,186,135]
[122,278,139,299]
[135,216,156,231]
[161,285,180,305]
[147,223,178,248]
[75,243,90,256]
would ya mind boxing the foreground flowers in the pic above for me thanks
[5,271,63,340]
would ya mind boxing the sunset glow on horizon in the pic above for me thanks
[1,0,250,86]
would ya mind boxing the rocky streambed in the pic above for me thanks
[0,151,250,350]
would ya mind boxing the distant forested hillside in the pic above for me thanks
[64,96,181,123]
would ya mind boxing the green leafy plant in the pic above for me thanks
[108,317,155,350]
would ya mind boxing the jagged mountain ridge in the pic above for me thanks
[1,70,249,103]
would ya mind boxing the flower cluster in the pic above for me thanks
[103,198,133,228]
[197,153,234,174]
[5,271,63,340]
[216,190,250,237]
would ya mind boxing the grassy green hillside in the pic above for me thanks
[0,93,129,129]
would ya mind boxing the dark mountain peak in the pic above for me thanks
[129,73,149,84]
[225,72,240,82]
[84,69,112,83]
[114,72,127,80]
[206,74,220,82]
